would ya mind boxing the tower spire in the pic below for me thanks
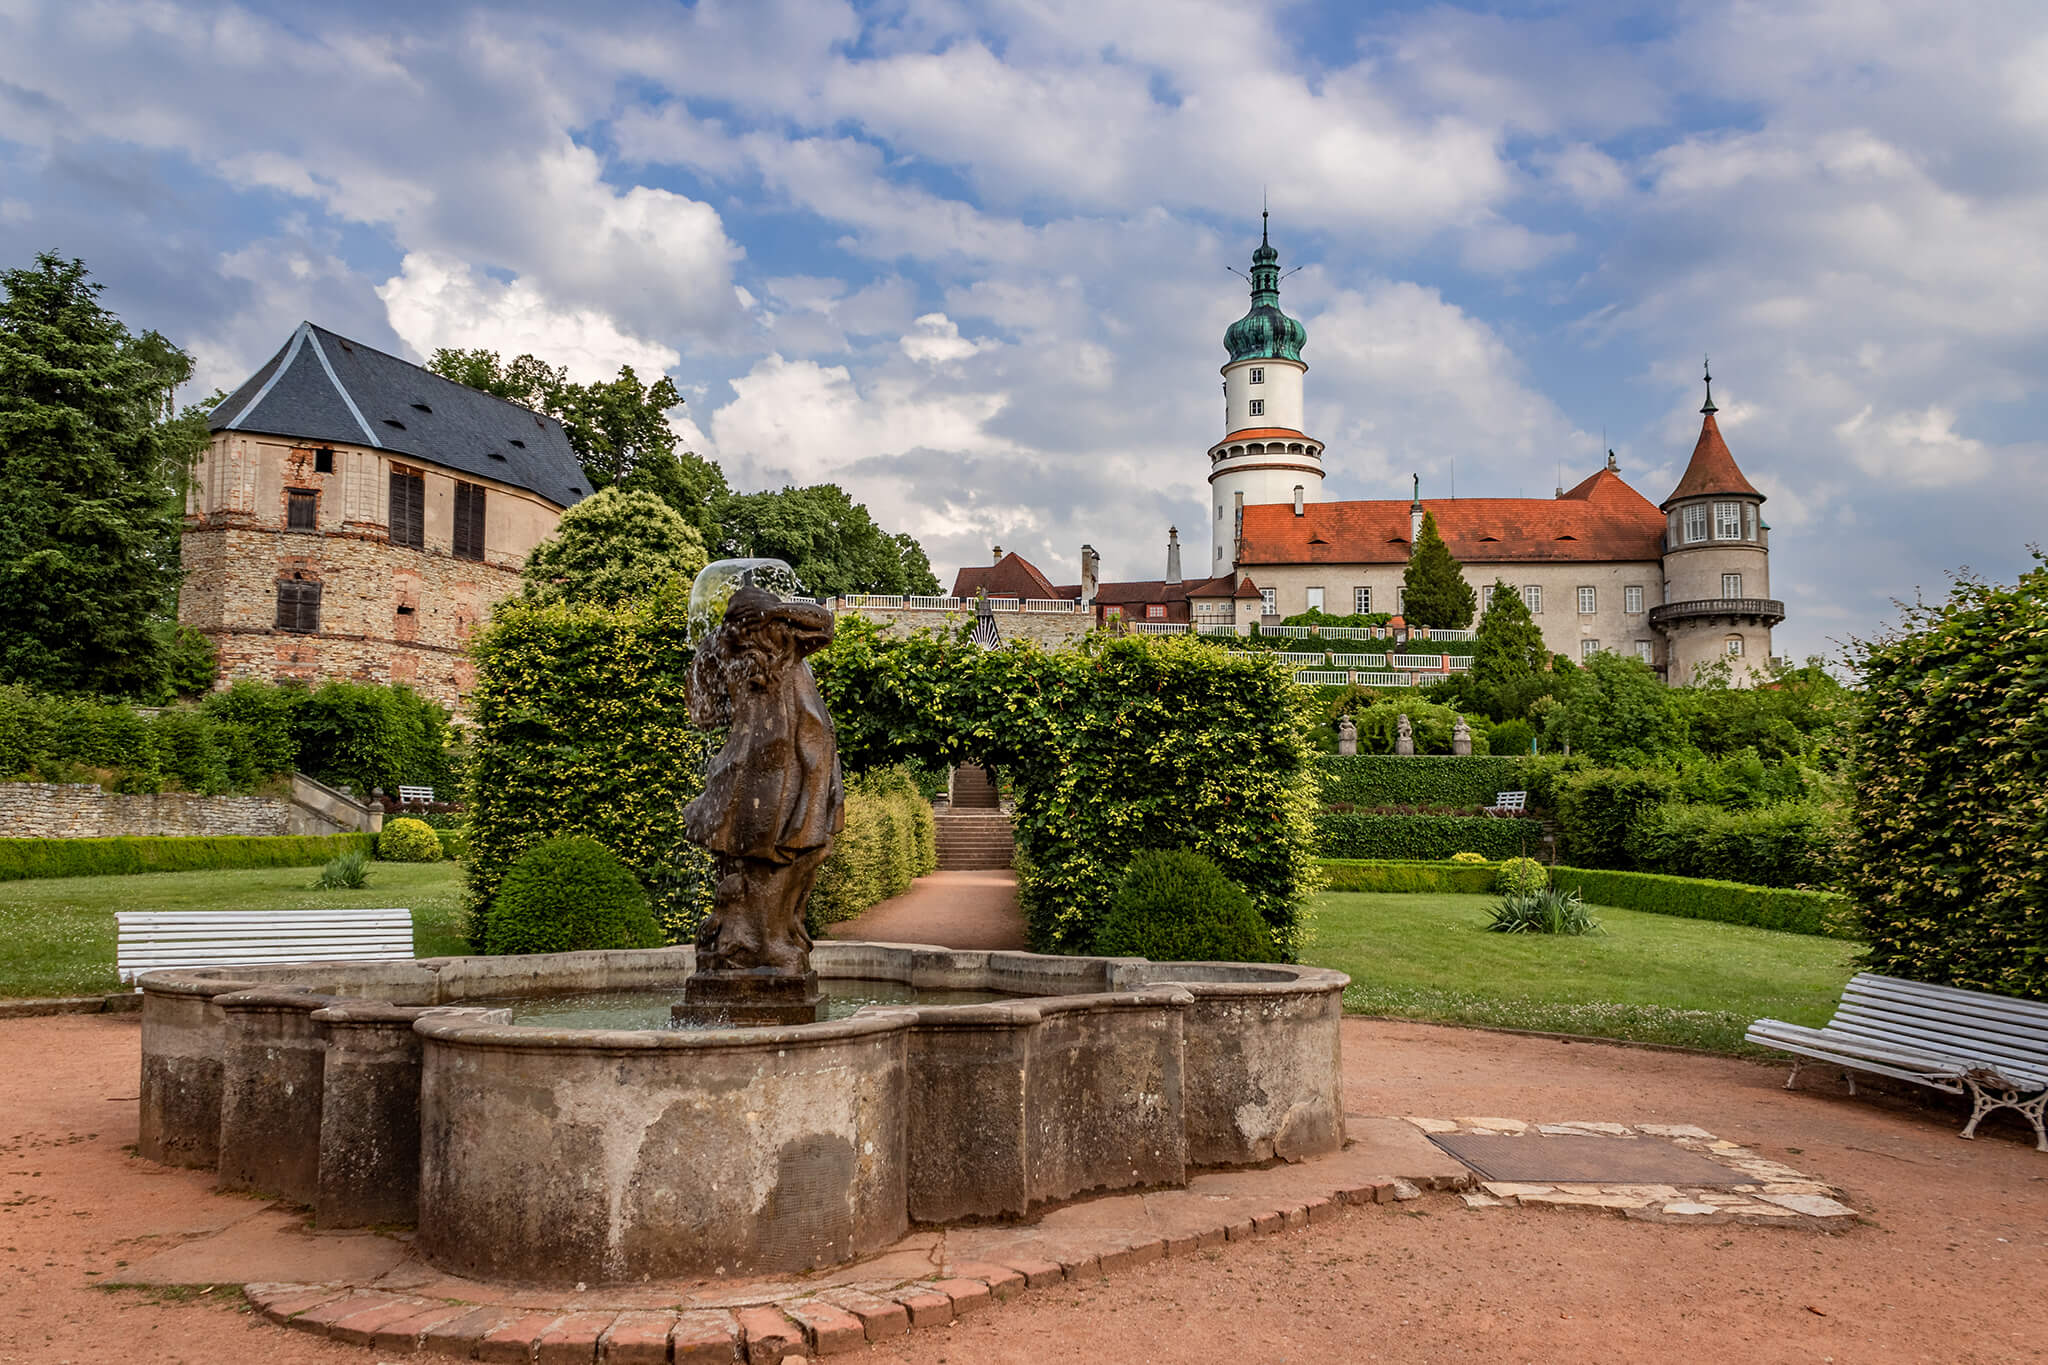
[1701,355,1718,415]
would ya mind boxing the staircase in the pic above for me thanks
[935,765,1014,870]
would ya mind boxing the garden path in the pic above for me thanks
[822,869,1028,951]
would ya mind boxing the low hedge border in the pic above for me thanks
[1315,755,1526,809]
[1548,866,1859,940]
[1320,859,1501,894]
[1316,811,1545,861]
[0,833,377,882]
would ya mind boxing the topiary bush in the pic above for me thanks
[1495,856,1548,895]
[1449,851,1489,864]
[482,835,663,956]
[1092,850,1279,963]
[377,817,443,863]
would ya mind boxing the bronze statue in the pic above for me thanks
[674,579,844,1024]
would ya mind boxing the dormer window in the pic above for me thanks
[1248,367,1264,384]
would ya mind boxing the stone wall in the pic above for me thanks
[836,605,1093,649]
[0,782,291,838]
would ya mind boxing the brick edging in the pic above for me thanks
[245,1177,1424,1360]
[0,992,141,1020]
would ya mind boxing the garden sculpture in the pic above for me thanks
[1453,715,1472,756]
[675,577,845,1024]
[1395,712,1416,756]
[1337,714,1358,756]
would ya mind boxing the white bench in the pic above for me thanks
[397,786,436,805]
[1747,973,2048,1152]
[116,910,415,983]
[1484,791,1527,817]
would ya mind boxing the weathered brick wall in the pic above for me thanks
[0,783,292,838]
[837,606,1094,649]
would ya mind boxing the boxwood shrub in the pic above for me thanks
[1092,850,1279,962]
[482,835,663,955]
[1315,754,1525,809]
[1547,866,1857,939]
[1319,859,1500,894]
[0,833,374,882]
[377,817,443,863]
[1316,812,1544,861]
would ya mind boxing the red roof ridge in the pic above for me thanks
[1213,426,1311,444]
[1663,412,1762,508]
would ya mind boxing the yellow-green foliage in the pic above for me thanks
[807,768,939,929]
[1494,856,1548,894]
[462,583,715,946]
[377,817,443,862]
[1449,851,1489,864]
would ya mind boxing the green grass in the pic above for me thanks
[0,862,470,999]
[1301,892,1864,1054]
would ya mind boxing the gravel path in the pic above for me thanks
[823,869,1027,951]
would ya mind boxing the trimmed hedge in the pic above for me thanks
[1548,866,1858,939]
[0,833,375,882]
[1093,849,1280,962]
[1316,812,1544,861]
[482,835,663,956]
[1315,754,1525,809]
[1624,800,1848,889]
[1319,859,1500,894]
[377,817,444,863]
[807,768,940,929]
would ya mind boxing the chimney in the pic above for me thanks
[1293,486,1305,517]
[1079,544,1099,609]
[992,544,1003,564]
[1409,473,1423,542]
[1166,527,1182,584]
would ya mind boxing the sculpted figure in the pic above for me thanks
[1395,712,1416,756]
[682,581,845,976]
[1336,714,1358,756]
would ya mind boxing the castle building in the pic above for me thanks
[949,226,1784,683]
[180,323,587,710]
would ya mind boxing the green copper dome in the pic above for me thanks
[1224,224,1306,364]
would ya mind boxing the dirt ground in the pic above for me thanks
[824,870,1028,951]
[2,1013,2043,1365]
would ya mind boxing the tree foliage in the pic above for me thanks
[521,486,708,608]
[1458,580,1550,720]
[717,483,942,596]
[0,253,196,695]
[1848,557,2048,999]
[1399,510,1476,629]
[1540,652,1684,764]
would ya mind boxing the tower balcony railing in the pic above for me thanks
[1648,597,1786,628]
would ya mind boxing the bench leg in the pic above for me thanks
[1843,1070,1855,1096]
[1959,1079,2048,1152]
[1784,1057,1801,1091]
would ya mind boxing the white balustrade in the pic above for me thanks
[1130,621,1190,634]
[1328,653,1388,668]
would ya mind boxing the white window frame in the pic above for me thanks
[1624,585,1643,614]
[1260,588,1277,615]
[1577,586,1597,615]
[1247,398,1264,417]
[1305,586,1324,612]
[1353,586,1372,614]
[1715,502,1742,539]
[1522,584,1542,614]
[1721,572,1743,600]
[1581,639,1600,659]
[1683,505,1709,544]
[1743,504,1757,541]
[1248,367,1264,384]
[1634,640,1653,662]
[1726,636,1744,657]
[1145,603,1166,620]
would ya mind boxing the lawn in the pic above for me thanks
[1301,892,1864,1054]
[0,862,470,999]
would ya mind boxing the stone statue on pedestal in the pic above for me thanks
[1336,715,1358,756]
[1452,715,1472,757]
[1394,713,1415,756]
[674,577,845,1026]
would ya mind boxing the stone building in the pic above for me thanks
[181,323,587,709]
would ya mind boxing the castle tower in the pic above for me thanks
[1653,362,1783,682]
[1209,215,1324,574]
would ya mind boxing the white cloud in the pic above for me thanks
[899,313,987,366]
[1836,404,1991,487]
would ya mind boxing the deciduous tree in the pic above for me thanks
[521,486,708,607]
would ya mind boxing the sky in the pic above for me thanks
[4,0,2046,665]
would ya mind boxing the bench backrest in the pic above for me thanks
[1493,791,1527,810]
[1828,973,2048,1079]
[397,785,435,803]
[115,909,414,983]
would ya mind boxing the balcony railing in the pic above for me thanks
[1648,597,1786,628]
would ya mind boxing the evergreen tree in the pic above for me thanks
[0,253,192,694]
[1465,579,1551,719]
[1400,510,1476,629]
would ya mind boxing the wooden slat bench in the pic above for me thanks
[115,909,415,983]
[1483,791,1527,817]
[1746,972,2048,1151]
[397,786,436,805]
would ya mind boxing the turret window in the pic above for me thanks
[1249,367,1264,384]
[1715,502,1742,539]
[1726,636,1744,657]
[1744,505,1757,541]
[1248,399,1264,417]
[1683,505,1709,544]
[1721,573,1743,599]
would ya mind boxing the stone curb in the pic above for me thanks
[243,1177,1414,1360]
[0,991,141,1019]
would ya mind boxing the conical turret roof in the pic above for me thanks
[1661,365,1762,510]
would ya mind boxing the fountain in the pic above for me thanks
[133,560,1348,1287]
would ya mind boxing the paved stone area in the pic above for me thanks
[821,868,1027,950]
[1408,1116,1861,1225]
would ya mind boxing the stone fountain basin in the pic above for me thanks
[136,942,1346,1287]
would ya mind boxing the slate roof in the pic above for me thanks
[210,322,588,508]
[1662,411,1763,509]
[1238,468,1667,567]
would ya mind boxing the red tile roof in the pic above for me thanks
[1662,412,1762,508]
[1238,470,1666,567]
[1214,426,1312,445]
[951,552,1061,601]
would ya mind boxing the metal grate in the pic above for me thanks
[1428,1134,1750,1186]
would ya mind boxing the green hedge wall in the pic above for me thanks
[1624,800,1849,889]
[1315,755,1526,809]
[1548,866,1858,939]
[1315,812,1545,861]
[807,768,939,929]
[0,833,375,882]
[1319,859,1501,894]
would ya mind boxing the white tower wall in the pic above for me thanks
[1223,358,1305,432]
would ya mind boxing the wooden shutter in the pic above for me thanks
[389,470,424,549]
[454,482,486,560]
[275,580,321,633]
[287,489,316,531]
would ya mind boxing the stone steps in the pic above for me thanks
[934,804,1014,870]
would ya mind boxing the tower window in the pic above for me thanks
[286,488,317,531]
[453,481,487,561]
[389,469,425,550]
[1577,586,1597,615]
[1247,398,1264,417]
[1522,585,1542,614]
[1354,586,1372,614]
[1217,504,1224,521]
[1744,504,1757,541]
[1715,502,1742,539]
[275,578,321,633]
[313,448,334,474]
[1249,367,1264,384]
[1683,505,1709,544]
[1726,636,1745,657]
[1624,585,1644,614]
[1721,573,1743,599]
[1634,640,1654,662]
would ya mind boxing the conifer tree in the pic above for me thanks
[1400,510,1476,629]
[0,253,194,694]
[1466,579,1550,719]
